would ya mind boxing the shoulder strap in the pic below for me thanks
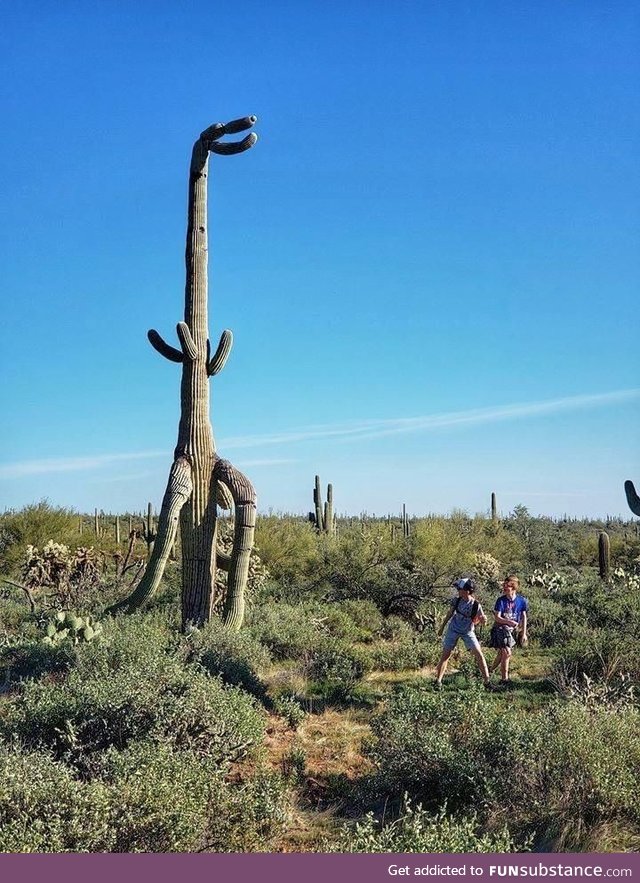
[453,598,479,619]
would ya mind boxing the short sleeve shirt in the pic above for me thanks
[494,594,529,628]
[448,597,484,634]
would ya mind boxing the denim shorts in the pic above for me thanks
[443,627,481,652]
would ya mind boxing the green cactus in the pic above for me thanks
[108,117,259,630]
[42,611,102,647]
[311,476,336,534]
[625,480,640,517]
[491,492,497,521]
[598,531,610,581]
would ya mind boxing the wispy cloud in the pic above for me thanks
[221,389,640,450]
[0,451,167,480]
[1,389,636,480]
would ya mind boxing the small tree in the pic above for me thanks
[111,117,259,630]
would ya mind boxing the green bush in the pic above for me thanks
[1,614,265,770]
[0,502,79,576]
[367,682,640,851]
[0,741,291,853]
[247,602,321,660]
[189,619,271,702]
[305,639,369,703]
[331,799,522,853]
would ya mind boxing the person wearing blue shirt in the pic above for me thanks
[489,575,529,687]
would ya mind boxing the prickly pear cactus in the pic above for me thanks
[42,611,103,647]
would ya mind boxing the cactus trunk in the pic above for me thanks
[491,492,497,521]
[598,531,610,580]
[109,117,258,630]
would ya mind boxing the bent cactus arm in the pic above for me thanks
[213,457,257,631]
[108,457,193,613]
[625,480,640,517]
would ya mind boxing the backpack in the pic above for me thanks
[453,597,479,620]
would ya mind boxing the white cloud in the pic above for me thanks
[0,451,166,479]
[1,388,636,480]
[221,388,640,450]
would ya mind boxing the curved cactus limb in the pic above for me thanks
[108,457,192,613]
[148,329,184,363]
[213,457,257,631]
[624,480,640,516]
[207,330,233,376]
[216,478,234,510]
[177,322,198,360]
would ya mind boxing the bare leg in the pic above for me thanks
[435,648,453,684]
[472,647,491,683]
[500,647,513,681]
[490,652,501,673]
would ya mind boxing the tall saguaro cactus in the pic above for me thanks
[110,116,258,630]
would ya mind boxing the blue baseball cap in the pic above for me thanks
[454,577,476,593]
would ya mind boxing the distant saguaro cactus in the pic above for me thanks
[491,492,497,521]
[625,480,640,517]
[598,531,610,581]
[110,116,259,630]
[310,476,335,534]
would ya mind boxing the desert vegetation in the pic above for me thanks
[1,499,639,853]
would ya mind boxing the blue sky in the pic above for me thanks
[0,1,638,518]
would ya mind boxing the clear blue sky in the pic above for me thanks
[0,1,638,518]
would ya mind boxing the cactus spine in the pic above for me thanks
[625,480,640,517]
[598,531,610,580]
[109,117,258,630]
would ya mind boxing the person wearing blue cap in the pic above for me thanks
[434,577,494,690]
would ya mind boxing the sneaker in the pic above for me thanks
[499,680,514,690]
[484,681,497,692]
[434,681,442,691]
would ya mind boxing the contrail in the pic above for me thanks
[221,388,640,450]
[1,389,637,478]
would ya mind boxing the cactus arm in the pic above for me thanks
[148,329,184,363]
[624,480,640,516]
[216,550,231,572]
[207,329,233,376]
[210,133,258,155]
[107,457,192,613]
[212,457,257,631]
[177,321,198,360]
[216,478,234,510]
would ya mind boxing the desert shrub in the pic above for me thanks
[253,516,320,588]
[273,693,307,729]
[331,799,522,853]
[305,639,369,703]
[0,502,80,576]
[525,593,572,647]
[367,636,436,671]
[0,741,290,853]
[368,683,493,810]
[202,768,290,852]
[188,619,271,702]
[1,614,264,770]
[0,746,114,852]
[247,602,321,660]
[550,628,640,689]
[367,682,640,851]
